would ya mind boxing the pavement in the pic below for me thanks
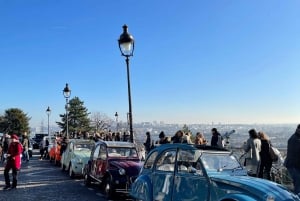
[0,151,103,201]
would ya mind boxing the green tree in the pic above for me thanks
[56,96,91,136]
[0,108,31,136]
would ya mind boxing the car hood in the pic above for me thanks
[211,175,298,200]
[110,160,142,175]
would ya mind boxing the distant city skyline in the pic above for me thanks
[1,1,299,128]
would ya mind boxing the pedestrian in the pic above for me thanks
[195,132,207,145]
[22,133,30,162]
[171,130,184,143]
[284,124,300,196]
[243,129,261,177]
[3,134,23,190]
[257,131,273,180]
[211,128,223,147]
[156,131,170,145]
[144,132,151,154]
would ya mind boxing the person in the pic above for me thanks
[22,133,30,162]
[144,132,151,154]
[284,124,300,195]
[257,131,273,180]
[60,137,68,156]
[156,131,170,144]
[243,129,261,177]
[195,132,207,145]
[211,128,222,147]
[3,134,23,190]
[171,130,184,143]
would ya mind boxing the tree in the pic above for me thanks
[0,108,31,136]
[89,112,113,133]
[56,96,91,136]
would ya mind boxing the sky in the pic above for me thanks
[0,0,300,129]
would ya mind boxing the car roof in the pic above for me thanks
[68,139,94,144]
[151,143,230,152]
[96,140,136,148]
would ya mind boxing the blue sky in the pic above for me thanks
[0,0,300,129]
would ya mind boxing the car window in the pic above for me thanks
[177,149,203,175]
[143,151,158,169]
[93,145,100,160]
[155,149,176,172]
[201,152,241,171]
[107,147,138,157]
[99,145,107,160]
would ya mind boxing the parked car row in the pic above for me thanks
[46,138,143,199]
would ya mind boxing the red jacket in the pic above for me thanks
[6,141,23,169]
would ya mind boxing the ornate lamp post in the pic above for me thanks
[115,112,119,132]
[63,83,71,139]
[46,106,51,138]
[118,24,134,143]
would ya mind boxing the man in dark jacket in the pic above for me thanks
[284,124,300,195]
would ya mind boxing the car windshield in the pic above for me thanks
[74,143,93,151]
[107,147,138,158]
[200,152,241,172]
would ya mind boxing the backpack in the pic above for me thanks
[269,145,280,162]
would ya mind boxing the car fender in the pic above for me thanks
[219,193,257,201]
[130,175,153,201]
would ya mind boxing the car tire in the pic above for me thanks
[69,163,75,178]
[104,176,115,199]
[84,174,91,186]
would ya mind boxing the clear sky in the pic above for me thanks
[1,0,300,129]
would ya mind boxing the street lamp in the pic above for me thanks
[115,112,119,132]
[46,106,51,138]
[118,24,134,143]
[63,83,71,139]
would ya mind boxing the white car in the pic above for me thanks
[61,139,94,178]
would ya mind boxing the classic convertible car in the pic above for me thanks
[130,143,300,201]
[83,140,142,199]
[61,139,94,178]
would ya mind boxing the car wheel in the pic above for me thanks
[84,173,91,186]
[104,176,115,199]
[69,163,75,178]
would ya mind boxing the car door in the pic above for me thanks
[152,149,177,201]
[66,142,74,168]
[90,144,100,177]
[96,144,107,179]
[172,148,209,201]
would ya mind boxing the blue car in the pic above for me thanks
[130,144,299,201]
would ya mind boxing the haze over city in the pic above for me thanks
[1,1,299,128]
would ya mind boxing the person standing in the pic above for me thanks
[284,124,300,196]
[22,133,30,162]
[195,132,207,145]
[243,129,261,177]
[257,131,273,180]
[211,128,222,147]
[3,134,23,190]
[144,132,151,154]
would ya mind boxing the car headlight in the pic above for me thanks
[266,195,275,201]
[119,168,126,175]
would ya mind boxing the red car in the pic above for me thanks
[83,140,142,199]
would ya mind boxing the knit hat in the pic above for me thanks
[11,134,19,140]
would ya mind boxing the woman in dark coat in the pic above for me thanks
[258,131,273,180]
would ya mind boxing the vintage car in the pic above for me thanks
[130,143,300,201]
[49,137,63,165]
[61,139,94,178]
[83,140,142,199]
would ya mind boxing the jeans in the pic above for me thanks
[23,149,29,161]
[287,167,300,195]
[4,167,19,187]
